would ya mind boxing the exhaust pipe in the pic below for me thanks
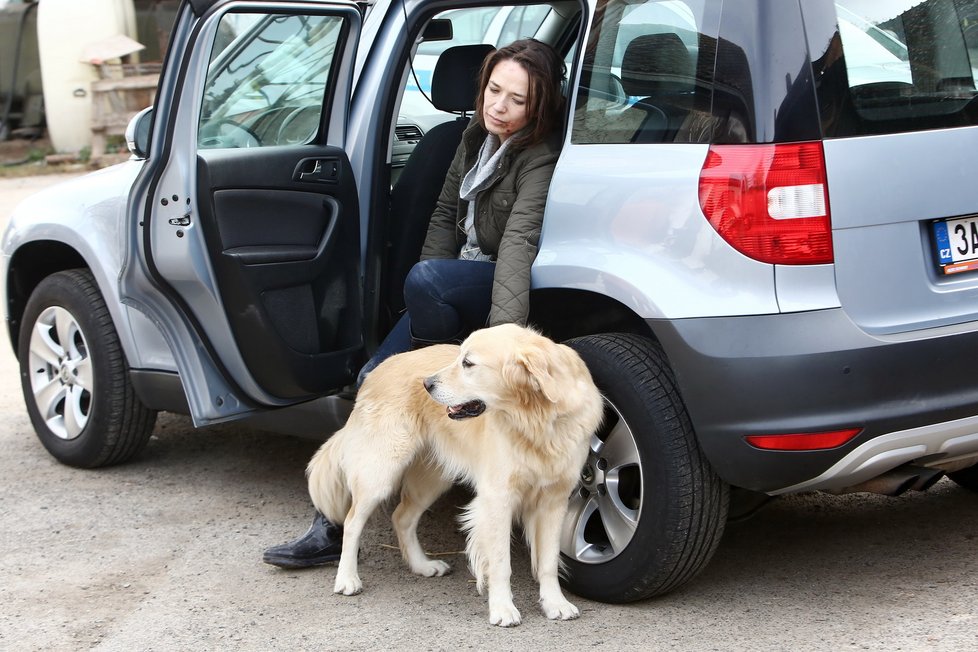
[829,465,945,496]
[910,467,945,492]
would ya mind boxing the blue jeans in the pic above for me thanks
[357,258,495,386]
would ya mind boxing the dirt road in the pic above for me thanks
[2,172,978,651]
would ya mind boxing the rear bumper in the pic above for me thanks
[651,309,978,492]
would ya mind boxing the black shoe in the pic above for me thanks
[262,512,343,569]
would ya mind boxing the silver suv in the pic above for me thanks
[7,0,978,604]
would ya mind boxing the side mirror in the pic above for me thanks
[125,107,154,159]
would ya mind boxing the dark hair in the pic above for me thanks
[474,39,566,149]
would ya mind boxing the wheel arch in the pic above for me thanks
[5,240,87,355]
[4,238,166,377]
[528,287,655,343]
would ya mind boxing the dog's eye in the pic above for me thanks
[461,358,474,369]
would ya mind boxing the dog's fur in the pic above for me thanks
[306,323,603,626]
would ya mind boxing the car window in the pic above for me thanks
[818,0,978,136]
[197,13,345,149]
[401,4,555,126]
[497,5,551,45]
[415,7,503,57]
[571,0,719,144]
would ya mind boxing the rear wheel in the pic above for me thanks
[561,333,728,603]
[18,269,157,468]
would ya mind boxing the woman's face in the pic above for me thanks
[482,58,530,142]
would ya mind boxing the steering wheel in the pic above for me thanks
[275,105,321,145]
[198,118,261,149]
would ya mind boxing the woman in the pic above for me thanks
[263,38,566,569]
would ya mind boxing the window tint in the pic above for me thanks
[817,0,978,136]
[572,0,721,144]
[198,13,344,149]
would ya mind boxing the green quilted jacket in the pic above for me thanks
[420,121,561,326]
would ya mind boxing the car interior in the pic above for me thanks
[374,1,585,337]
[383,43,494,319]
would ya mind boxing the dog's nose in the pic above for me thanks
[423,376,436,393]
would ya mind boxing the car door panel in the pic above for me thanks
[195,145,361,398]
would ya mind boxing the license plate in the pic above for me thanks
[933,216,978,275]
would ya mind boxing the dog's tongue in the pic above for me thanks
[447,400,486,420]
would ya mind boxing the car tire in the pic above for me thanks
[560,332,729,603]
[948,464,978,492]
[18,269,157,468]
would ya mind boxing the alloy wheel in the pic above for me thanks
[27,306,93,440]
[561,400,643,564]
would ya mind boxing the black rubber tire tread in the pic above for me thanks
[18,269,157,468]
[948,464,978,492]
[562,332,729,602]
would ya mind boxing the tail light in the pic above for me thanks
[698,142,833,265]
[745,428,862,451]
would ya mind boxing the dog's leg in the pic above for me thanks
[392,459,453,577]
[465,491,521,627]
[525,492,580,621]
[335,464,408,595]
[332,490,382,596]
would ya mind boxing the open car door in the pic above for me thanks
[122,1,364,424]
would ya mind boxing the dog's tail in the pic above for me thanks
[306,435,351,524]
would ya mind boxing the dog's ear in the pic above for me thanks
[510,347,561,404]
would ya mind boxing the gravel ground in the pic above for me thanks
[2,172,978,652]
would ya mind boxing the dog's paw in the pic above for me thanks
[413,559,452,577]
[489,602,522,627]
[541,597,580,621]
[333,574,363,596]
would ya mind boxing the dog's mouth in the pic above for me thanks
[447,400,486,420]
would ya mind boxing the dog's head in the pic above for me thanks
[423,324,588,421]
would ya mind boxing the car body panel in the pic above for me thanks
[773,263,840,313]
[536,142,780,319]
[825,128,978,335]
[2,162,178,372]
[655,308,978,492]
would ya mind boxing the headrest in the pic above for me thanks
[621,33,693,97]
[431,44,496,113]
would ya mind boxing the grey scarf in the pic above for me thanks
[458,134,512,261]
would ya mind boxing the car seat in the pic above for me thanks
[620,33,696,143]
[383,43,495,318]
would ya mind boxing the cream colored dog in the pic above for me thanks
[306,323,603,626]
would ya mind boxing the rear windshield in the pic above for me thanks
[817,0,978,136]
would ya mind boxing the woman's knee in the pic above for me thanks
[404,259,442,299]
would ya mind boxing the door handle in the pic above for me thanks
[294,157,339,183]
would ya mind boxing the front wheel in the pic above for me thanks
[561,333,729,603]
[18,269,157,468]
